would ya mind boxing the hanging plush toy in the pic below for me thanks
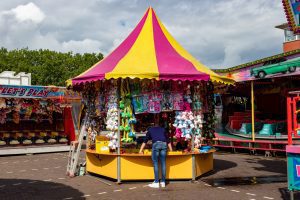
[104,81,119,150]
[12,111,20,124]
[119,80,136,143]
[173,93,184,110]
[173,111,194,140]
[0,99,6,109]
[192,84,202,111]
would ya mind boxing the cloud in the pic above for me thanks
[62,39,103,53]
[3,2,45,23]
[0,0,286,68]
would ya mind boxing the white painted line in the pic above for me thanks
[43,179,52,182]
[19,170,26,172]
[249,199,256,200]
[246,193,256,196]
[114,189,122,192]
[217,187,226,190]
[2,162,8,164]
[13,161,19,164]
[13,183,21,186]
[129,187,137,190]
[43,168,49,170]
[0,185,6,188]
[31,169,38,171]
[230,190,240,193]
[54,166,61,169]
[58,177,65,180]
[263,197,274,200]
[6,172,13,174]
[204,183,212,187]
[98,192,107,195]
[81,194,90,197]
[63,197,73,200]
[28,181,37,184]
[143,185,149,187]
[53,158,58,160]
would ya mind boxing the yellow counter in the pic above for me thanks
[86,149,215,181]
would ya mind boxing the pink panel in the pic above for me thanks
[152,10,209,81]
[72,9,150,84]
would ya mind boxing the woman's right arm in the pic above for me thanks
[139,143,146,154]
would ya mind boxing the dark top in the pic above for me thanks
[175,141,188,150]
[144,126,169,144]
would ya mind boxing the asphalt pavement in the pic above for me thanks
[0,151,297,200]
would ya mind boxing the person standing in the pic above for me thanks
[139,115,173,188]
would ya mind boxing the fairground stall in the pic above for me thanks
[0,84,78,155]
[286,91,300,199]
[212,26,300,155]
[70,7,233,182]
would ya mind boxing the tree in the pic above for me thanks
[0,47,104,86]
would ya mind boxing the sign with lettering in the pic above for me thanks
[0,85,65,99]
[287,153,300,190]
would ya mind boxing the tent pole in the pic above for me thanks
[117,80,121,184]
[251,81,255,141]
[287,97,293,145]
[191,132,195,181]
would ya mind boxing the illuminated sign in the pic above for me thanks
[283,0,300,34]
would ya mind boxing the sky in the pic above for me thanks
[0,0,286,69]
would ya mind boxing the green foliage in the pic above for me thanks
[0,47,103,86]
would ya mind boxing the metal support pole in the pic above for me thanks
[290,190,294,200]
[251,81,255,142]
[287,97,293,145]
[191,132,196,181]
[117,90,121,183]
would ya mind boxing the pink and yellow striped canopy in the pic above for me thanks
[71,7,233,85]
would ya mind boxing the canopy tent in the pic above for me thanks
[71,7,233,85]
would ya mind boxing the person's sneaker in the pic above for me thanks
[160,182,166,188]
[148,182,159,188]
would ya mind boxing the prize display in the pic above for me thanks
[0,85,78,147]
[78,79,216,153]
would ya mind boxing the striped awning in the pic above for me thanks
[71,7,233,85]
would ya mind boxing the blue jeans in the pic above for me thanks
[152,141,167,183]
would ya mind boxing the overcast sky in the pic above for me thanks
[0,0,286,69]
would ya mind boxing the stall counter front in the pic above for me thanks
[86,149,215,181]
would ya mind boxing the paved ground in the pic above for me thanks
[0,151,298,200]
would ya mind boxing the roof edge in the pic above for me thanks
[213,49,300,73]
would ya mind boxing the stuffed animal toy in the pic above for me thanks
[0,140,6,146]
[0,111,7,124]
[0,99,6,109]
[9,140,20,145]
[23,139,33,145]
[194,135,202,148]
[173,93,184,110]
[119,80,136,143]
[173,110,203,141]
[12,111,20,124]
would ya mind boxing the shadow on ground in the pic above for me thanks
[0,179,84,200]
[199,158,238,178]
[246,158,287,175]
